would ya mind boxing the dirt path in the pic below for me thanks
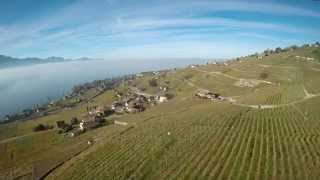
[114,120,128,126]
[129,86,155,97]
[229,67,256,73]
[232,92,320,109]
[193,68,273,85]
[259,64,298,69]
[194,68,239,80]
[303,85,315,98]
[232,85,320,109]
[184,68,320,109]
[310,67,320,72]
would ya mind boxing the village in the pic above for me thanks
[0,75,135,124]
[48,67,230,137]
[16,42,320,138]
[51,84,173,137]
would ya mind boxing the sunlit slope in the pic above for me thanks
[1,46,320,179]
[51,104,320,180]
[48,46,320,179]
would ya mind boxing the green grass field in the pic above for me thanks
[1,46,320,180]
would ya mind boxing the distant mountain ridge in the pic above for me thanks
[0,55,67,69]
[0,55,100,69]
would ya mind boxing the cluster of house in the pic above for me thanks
[189,64,200,69]
[3,104,49,122]
[55,89,170,137]
[206,61,217,65]
[257,56,264,60]
[111,92,168,114]
[295,56,315,61]
[136,70,171,79]
[194,89,224,101]
[189,61,230,70]
[55,105,115,137]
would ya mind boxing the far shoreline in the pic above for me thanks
[0,58,224,122]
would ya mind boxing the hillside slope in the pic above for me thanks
[1,45,320,179]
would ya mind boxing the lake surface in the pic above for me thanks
[0,58,213,119]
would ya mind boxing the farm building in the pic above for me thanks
[125,100,146,113]
[195,89,220,100]
[79,118,100,131]
[195,89,212,98]
[159,86,169,92]
[111,101,126,114]
[112,95,147,114]
[157,96,168,103]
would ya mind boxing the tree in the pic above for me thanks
[56,120,66,128]
[302,44,310,48]
[275,47,282,53]
[33,124,52,132]
[316,42,320,46]
[103,107,115,117]
[149,79,158,87]
[70,117,79,125]
[290,45,298,50]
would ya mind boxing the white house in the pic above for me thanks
[157,96,168,103]
[80,119,99,131]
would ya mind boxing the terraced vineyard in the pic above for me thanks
[1,46,320,180]
[47,102,320,180]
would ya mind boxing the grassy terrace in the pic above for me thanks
[1,46,320,179]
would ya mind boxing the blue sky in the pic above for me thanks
[0,0,320,59]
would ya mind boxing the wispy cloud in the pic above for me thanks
[188,1,320,18]
[0,0,319,58]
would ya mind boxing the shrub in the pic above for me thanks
[56,120,73,132]
[103,108,115,117]
[165,93,175,100]
[56,120,66,128]
[184,74,193,79]
[149,79,158,87]
[311,49,320,59]
[260,72,269,80]
[70,117,79,125]
[62,124,73,132]
[33,124,52,132]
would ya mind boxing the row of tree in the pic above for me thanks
[262,42,320,55]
